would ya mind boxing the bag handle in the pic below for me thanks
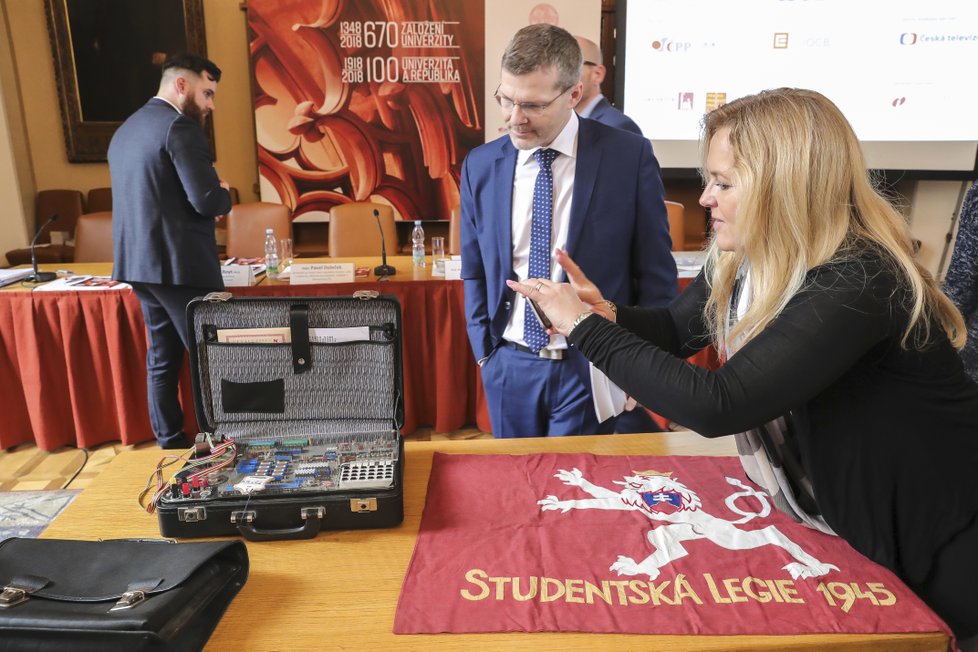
[234,507,324,541]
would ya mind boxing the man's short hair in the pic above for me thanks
[162,52,222,82]
[501,24,581,90]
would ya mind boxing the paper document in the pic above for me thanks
[216,327,290,343]
[216,326,372,344]
[589,364,627,423]
[0,268,33,288]
[34,276,130,291]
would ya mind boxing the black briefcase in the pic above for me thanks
[155,291,405,540]
[0,538,248,651]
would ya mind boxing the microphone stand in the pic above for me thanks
[373,208,396,277]
[28,213,60,283]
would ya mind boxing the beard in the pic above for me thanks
[181,95,209,127]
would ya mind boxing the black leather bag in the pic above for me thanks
[0,538,248,651]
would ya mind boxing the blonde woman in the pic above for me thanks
[509,88,978,640]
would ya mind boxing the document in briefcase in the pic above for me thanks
[0,538,248,651]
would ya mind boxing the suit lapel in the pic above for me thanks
[566,118,600,268]
[492,139,518,278]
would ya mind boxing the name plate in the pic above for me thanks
[221,265,256,287]
[290,262,355,285]
[444,259,462,281]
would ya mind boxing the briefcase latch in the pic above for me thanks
[350,498,378,513]
[110,590,146,612]
[0,585,30,609]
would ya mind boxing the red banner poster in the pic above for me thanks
[395,453,951,640]
[248,0,485,222]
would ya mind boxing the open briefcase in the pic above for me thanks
[155,290,405,541]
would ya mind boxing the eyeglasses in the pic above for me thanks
[494,85,573,116]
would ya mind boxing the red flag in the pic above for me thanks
[394,453,951,639]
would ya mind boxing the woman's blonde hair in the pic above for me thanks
[700,88,965,353]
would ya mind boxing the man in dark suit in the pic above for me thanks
[573,36,643,136]
[110,53,231,449]
[460,24,676,438]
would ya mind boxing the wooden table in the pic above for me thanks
[41,433,946,651]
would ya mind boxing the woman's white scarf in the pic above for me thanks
[726,266,836,535]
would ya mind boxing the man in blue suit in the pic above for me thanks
[110,53,231,449]
[573,36,643,135]
[460,24,677,438]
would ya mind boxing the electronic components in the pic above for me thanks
[154,431,399,508]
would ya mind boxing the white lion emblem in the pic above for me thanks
[538,468,839,581]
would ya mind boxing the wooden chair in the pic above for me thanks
[5,189,84,266]
[86,187,113,213]
[224,202,292,259]
[448,204,461,256]
[665,200,686,251]
[72,212,114,262]
[328,202,397,258]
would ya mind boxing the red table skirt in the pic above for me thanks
[0,279,713,451]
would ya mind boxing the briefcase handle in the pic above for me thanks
[232,507,324,542]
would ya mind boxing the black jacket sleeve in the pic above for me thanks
[570,259,896,436]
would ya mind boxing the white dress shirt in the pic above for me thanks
[502,113,579,350]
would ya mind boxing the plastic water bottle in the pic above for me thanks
[264,228,279,278]
[411,220,425,268]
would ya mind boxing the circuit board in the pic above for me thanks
[159,431,399,505]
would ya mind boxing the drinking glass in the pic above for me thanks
[280,238,294,269]
[431,236,446,275]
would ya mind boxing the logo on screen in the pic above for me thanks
[900,32,918,45]
[678,92,694,111]
[892,97,906,107]
[706,93,727,111]
[652,38,691,53]
[773,32,789,49]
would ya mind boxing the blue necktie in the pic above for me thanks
[524,148,558,352]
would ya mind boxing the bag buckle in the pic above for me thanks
[110,590,146,612]
[0,585,30,609]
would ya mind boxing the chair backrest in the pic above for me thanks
[225,202,293,259]
[665,200,685,251]
[36,189,84,244]
[328,202,397,258]
[448,204,461,256]
[86,187,113,213]
[72,212,114,262]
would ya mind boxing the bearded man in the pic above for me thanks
[109,52,231,449]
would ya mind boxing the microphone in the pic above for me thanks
[28,213,59,283]
[372,208,396,277]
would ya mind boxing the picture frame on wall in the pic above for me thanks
[44,0,208,162]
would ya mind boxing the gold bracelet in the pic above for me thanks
[603,299,617,321]
[569,311,593,335]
